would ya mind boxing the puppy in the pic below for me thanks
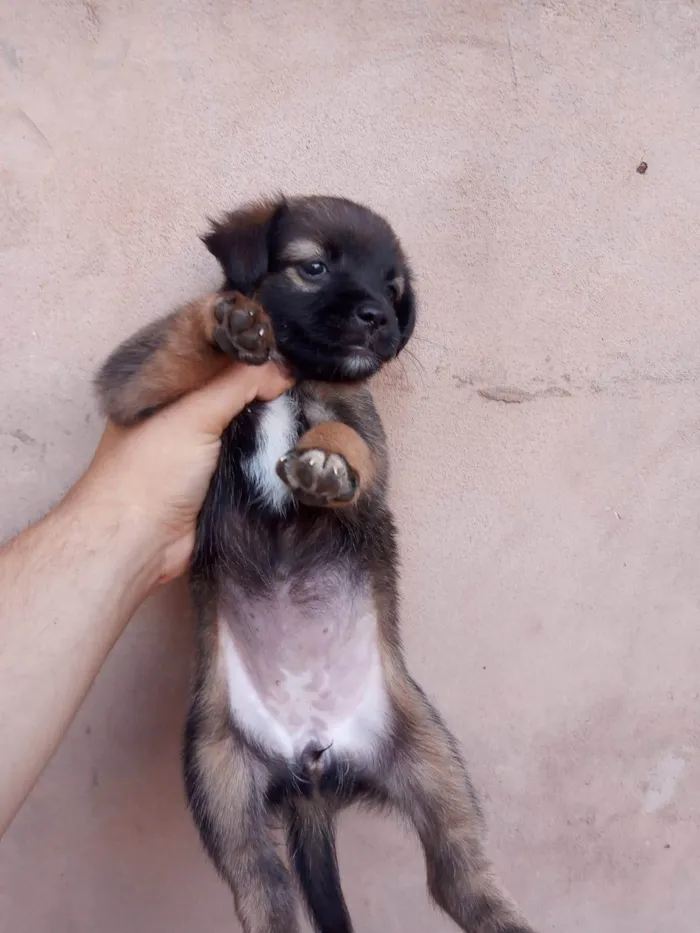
[96,195,536,933]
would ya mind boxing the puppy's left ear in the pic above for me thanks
[397,267,417,352]
[202,198,286,294]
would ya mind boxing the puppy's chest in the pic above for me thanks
[220,393,390,762]
[239,393,302,512]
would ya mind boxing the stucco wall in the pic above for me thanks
[1,2,699,930]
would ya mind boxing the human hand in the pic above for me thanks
[71,361,293,588]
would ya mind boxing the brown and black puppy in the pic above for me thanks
[96,196,536,933]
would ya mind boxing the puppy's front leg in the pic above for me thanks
[276,422,374,508]
[96,291,274,425]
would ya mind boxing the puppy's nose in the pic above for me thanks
[354,303,387,330]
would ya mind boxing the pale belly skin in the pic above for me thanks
[218,570,390,765]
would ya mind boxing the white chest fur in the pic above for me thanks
[217,577,390,764]
[242,393,299,512]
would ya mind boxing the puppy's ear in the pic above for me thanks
[396,266,417,352]
[202,198,286,294]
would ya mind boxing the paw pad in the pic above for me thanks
[213,293,274,364]
[277,448,357,506]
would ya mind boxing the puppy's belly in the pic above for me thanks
[217,573,389,764]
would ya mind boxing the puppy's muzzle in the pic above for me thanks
[354,301,388,332]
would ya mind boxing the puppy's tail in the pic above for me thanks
[287,798,353,933]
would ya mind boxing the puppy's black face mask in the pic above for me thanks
[203,196,416,381]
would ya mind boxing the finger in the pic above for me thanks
[157,530,197,586]
[90,420,126,460]
[172,361,294,435]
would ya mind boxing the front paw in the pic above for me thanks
[213,292,274,365]
[276,448,358,506]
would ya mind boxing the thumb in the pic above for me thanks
[172,361,294,436]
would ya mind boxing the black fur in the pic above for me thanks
[205,196,416,383]
[287,804,352,933]
[202,200,285,295]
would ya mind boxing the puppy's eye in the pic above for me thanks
[385,281,399,301]
[298,260,328,280]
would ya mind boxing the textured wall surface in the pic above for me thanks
[1,1,700,931]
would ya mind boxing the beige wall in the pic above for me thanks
[2,1,700,930]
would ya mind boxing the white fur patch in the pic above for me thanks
[242,394,299,511]
[302,397,335,426]
[341,353,379,379]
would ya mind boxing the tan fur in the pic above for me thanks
[279,238,324,263]
[294,422,375,505]
[282,266,321,292]
[122,295,227,411]
[392,274,406,299]
[189,731,300,933]
[97,290,271,425]
[187,618,301,933]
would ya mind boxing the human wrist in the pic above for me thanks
[58,476,166,611]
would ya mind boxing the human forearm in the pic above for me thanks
[0,360,292,837]
[0,484,160,834]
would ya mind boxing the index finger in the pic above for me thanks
[172,360,295,435]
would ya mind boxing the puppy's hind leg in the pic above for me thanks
[383,682,536,933]
[183,717,300,933]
